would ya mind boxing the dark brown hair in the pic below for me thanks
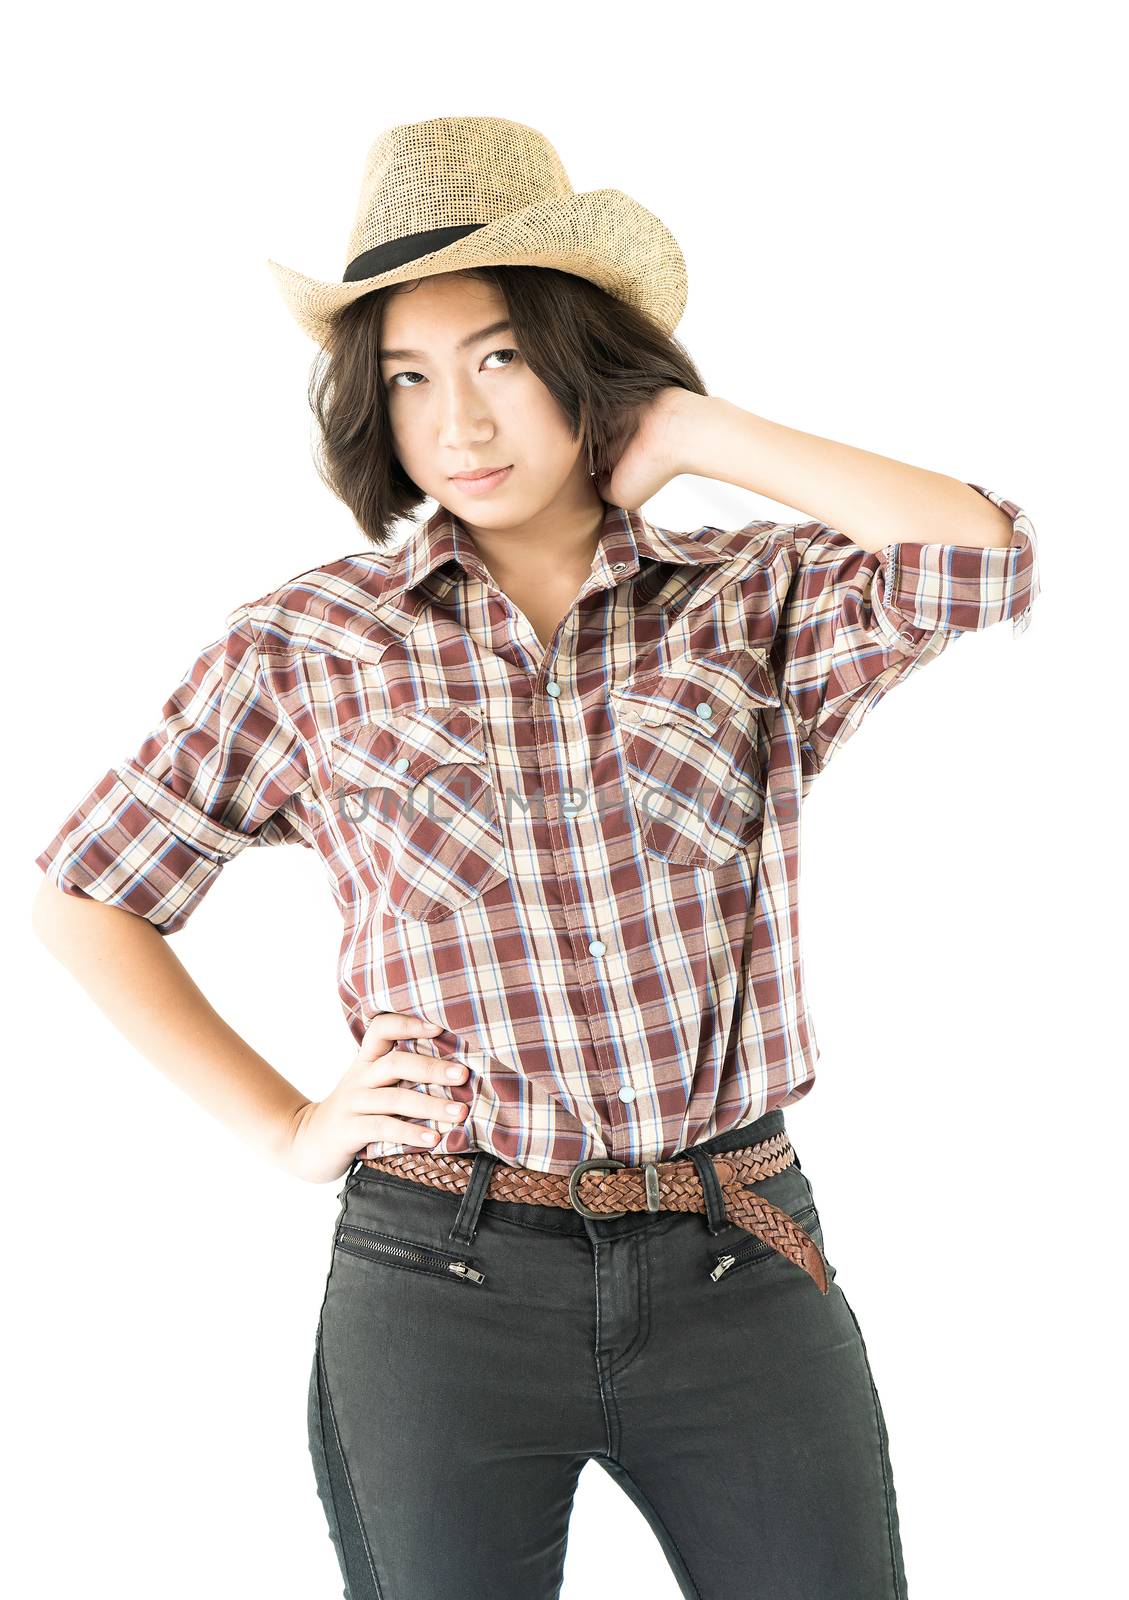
[307,264,709,547]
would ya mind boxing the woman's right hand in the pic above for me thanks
[278,1012,469,1184]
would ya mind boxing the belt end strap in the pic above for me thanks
[713,1157,829,1295]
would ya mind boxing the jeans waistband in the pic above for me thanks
[349,1108,794,1247]
[672,1106,788,1162]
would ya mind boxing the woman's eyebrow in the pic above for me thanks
[378,319,513,362]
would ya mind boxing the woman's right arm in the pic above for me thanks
[31,879,468,1181]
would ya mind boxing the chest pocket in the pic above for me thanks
[610,647,780,869]
[328,704,509,921]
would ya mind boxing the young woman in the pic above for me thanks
[32,116,1040,1599]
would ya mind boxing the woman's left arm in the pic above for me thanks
[633,389,1016,552]
[603,387,1041,779]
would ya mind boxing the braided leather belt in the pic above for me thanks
[359,1128,829,1294]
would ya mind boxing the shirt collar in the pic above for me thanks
[374,498,732,613]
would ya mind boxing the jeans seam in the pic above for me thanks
[319,1336,386,1599]
[309,1337,348,1577]
[607,1226,653,1380]
[592,1240,618,1458]
[840,1292,905,1600]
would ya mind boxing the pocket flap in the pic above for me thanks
[330,704,486,799]
[611,646,780,730]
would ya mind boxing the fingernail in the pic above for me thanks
[446,1066,464,1081]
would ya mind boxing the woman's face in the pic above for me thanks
[379,271,592,528]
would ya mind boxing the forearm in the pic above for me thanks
[31,880,309,1162]
[673,393,1017,553]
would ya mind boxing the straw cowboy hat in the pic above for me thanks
[266,115,688,348]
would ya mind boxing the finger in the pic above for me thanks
[357,1084,469,1125]
[392,1086,469,1124]
[357,1101,467,1143]
[356,1012,443,1061]
[355,1115,449,1149]
[365,1050,468,1087]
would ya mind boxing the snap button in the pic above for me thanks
[588,939,606,956]
[546,680,562,697]
[393,756,410,773]
[617,1086,637,1103]
[695,702,713,720]
[611,561,627,571]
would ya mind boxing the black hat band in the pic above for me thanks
[343,223,487,283]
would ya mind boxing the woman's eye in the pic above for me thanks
[387,348,520,389]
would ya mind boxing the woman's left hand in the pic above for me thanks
[596,386,703,511]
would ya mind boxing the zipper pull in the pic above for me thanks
[449,1260,485,1284]
[710,1253,737,1281]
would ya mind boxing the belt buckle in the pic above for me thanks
[567,1157,663,1219]
[568,1157,626,1219]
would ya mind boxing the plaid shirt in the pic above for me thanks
[35,484,1040,1173]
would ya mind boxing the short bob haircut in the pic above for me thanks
[307,264,709,548]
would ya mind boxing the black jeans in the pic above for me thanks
[308,1108,908,1599]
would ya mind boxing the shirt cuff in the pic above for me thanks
[879,483,1041,641]
[33,761,258,935]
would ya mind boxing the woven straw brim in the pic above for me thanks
[266,188,687,347]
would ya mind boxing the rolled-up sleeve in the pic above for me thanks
[34,604,310,935]
[780,483,1041,776]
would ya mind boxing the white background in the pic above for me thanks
[7,2,1123,1595]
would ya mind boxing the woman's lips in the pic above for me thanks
[449,465,512,495]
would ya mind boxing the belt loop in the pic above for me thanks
[336,1152,364,1199]
[686,1147,729,1235]
[448,1150,499,1245]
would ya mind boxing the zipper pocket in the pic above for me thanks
[335,1223,486,1285]
[709,1203,819,1282]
